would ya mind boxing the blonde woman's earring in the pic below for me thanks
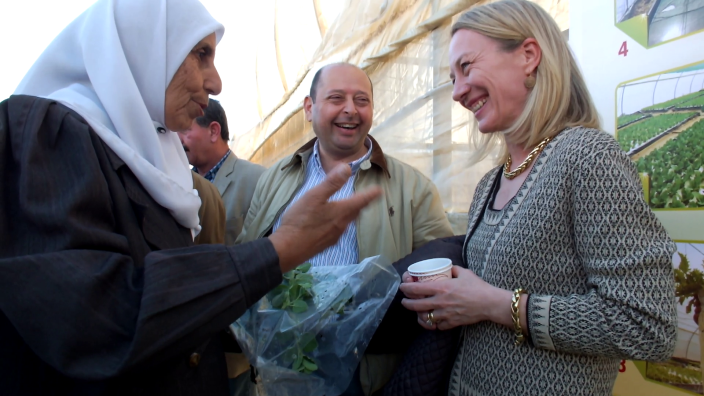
[524,75,536,89]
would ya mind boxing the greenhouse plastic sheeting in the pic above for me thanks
[227,0,568,215]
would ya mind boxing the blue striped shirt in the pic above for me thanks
[195,150,231,183]
[272,138,373,267]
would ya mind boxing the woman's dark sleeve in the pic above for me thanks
[0,97,282,380]
[367,235,465,353]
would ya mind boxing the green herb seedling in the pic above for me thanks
[284,332,319,374]
[271,262,314,313]
[269,263,324,374]
[268,262,355,375]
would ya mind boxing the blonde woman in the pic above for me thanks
[399,1,677,395]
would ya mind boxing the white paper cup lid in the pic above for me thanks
[408,258,452,276]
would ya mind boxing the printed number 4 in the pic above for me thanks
[618,41,629,57]
[619,360,626,372]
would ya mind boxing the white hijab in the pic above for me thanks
[14,0,225,236]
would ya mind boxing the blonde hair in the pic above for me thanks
[452,0,600,164]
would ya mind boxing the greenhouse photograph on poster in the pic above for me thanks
[616,60,704,210]
[645,243,704,394]
[615,60,704,394]
[615,0,704,47]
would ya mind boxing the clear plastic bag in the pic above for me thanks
[231,255,400,396]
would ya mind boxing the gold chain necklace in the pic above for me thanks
[503,136,553,180]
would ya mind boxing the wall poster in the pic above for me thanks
[571,0,704,394]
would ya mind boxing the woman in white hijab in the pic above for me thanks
[0,0,380,394]
[15,0,220,233]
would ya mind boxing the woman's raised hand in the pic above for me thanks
[269,163,382,273]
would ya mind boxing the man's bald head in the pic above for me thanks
[303,62,374,162]
[309,63,374,103]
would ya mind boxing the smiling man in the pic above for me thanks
[236,63,453,396]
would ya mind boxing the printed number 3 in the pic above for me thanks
[618,41,629,57]
[619,360,626,372]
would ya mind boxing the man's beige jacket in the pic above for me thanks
[237,136,452,259]
[236,136,454,394]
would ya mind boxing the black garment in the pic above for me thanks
[0,96,282,395]
[365,235,465,396]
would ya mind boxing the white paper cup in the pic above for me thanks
[408,258,452,283]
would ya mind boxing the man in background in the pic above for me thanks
[179,99,266,395]
[237,63,454,396]
[179,98,265,245]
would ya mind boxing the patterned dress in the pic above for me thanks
[448,127,677,396]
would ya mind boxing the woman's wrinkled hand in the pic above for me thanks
[400,266,511,331]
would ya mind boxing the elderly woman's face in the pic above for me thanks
[165,33,222,132]
[449,29,537,134]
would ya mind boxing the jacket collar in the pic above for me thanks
[214,150,238,179]
[213,151,238,195]
[281,135,390,178]
[195,149,232,182]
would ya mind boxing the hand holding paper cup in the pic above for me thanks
[408,258,452,283]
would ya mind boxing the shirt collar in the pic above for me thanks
[195,150,231,182]
[310,137,373,174]
[282,135,391,178]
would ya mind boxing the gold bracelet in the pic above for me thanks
[511,288,526,346]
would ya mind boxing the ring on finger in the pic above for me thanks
[426,310,435,326]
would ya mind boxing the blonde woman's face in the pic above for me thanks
[449,29,531,134]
